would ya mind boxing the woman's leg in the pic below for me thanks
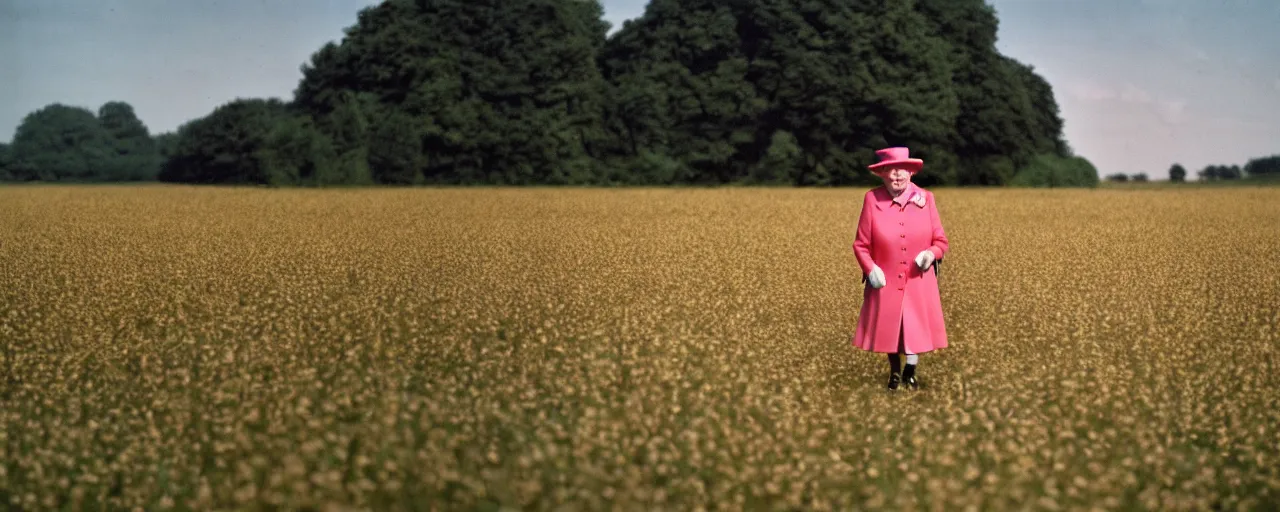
[887,320,905,390]
[902,329,919,389]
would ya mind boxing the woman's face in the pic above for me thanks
[878,167,912,195]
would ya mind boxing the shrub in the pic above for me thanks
[1009,153,1101,188]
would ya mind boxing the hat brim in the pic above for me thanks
[868,158,924,173]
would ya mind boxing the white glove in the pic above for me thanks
[914,250,935,271]
[867,265,886,289]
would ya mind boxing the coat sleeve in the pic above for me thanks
[927,191,949,260]
[852,191,876,274]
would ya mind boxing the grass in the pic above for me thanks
[1,184,1278,510]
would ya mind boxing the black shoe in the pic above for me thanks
[902,364,918,390]
[887,372,901,390]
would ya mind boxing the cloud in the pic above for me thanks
[1069,81,1186,125]
[1067,81,1117,101]
[1156,99,1186,125]
[1119,84,1151,103]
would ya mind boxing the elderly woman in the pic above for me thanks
[852,147,950,390]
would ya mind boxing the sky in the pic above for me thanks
[2,0,1278,180]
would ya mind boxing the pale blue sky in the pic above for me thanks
[2,0,1277,179]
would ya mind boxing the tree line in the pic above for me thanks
[0,0,1187,188]
[1100,158,1280,183]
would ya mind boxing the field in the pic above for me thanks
[2,184,1279,510]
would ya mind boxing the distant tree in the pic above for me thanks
[1244,155,1280,177]
[159,98,292,184]
[16,0,1076,188]
[750,130,803,185]
[98,101,162,180]
[600,0,967,186]
[1132,173,1148,182]
[598,0,758,184]
[257,113,342,186]
[917,0,1067,186]
[0,143,11,180]
[366,107,426,184]
[1168,163,1186,182]
[1198,164,1241,181]
[293,0,610,185]
[1008,153,1099,188]
[153,132,179,161]
[1105,172,1128,182]
[8,103,112,181]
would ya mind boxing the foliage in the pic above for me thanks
[1244,154,1280,176]
[258,113,343,186]
[917,0,1065,185]
[98,101,162,180]
[7,104,113,181]
[1197,164,1242,181]
[1168,163,1186,182]
[751,130,804,185]
[3,102,162,182]
[158,98,293,184]
[4,0,1090,186]
[293,0,609,186]
[1008,153,1099,188]
[0,143,11,180]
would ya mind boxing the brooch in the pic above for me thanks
[910,193,926,208]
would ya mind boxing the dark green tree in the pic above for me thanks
[366,107,425,184]
[1244,155,1280,177]
[752,130,803,184]
[293,0,610,185]
[258,113,343,186]
[600,0,762,183]
[859,0,961,187]
[14,0,1079,188]
[1009,153,1098,188]
[916,0,1067,185]
[98,101,162,180]
[1168,163,1186,182]
[0,143,11,180]
[158,98,292,184]
[8,103,112,181]
[154,132,180,162]
[600,0,962,186]
[1198,164,1241,181]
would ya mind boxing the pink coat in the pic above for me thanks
[851,184,950,354]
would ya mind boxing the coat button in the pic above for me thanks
[898,273,903,278]
[899,222,904,225]
[900,234,905,238]
[897,287,904,290]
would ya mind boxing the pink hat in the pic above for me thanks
[867,147,923,174]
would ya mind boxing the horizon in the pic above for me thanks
[2,0,1277,180]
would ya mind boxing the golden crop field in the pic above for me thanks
[2,184,1278,511]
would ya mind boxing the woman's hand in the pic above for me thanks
[914,250,935,271]
[867,265,886,289]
